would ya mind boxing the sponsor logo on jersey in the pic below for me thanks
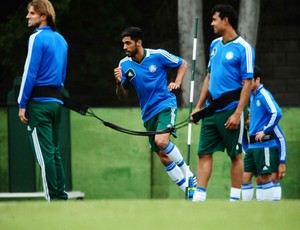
[125,68,136,79]
[210,47,217,59]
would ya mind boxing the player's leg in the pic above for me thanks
[158,151,187,191]
[155,109,196,184]
[242,149,255,201]
[52,104,68,200]
[270,147,281,201]
[27,101,61,201]
[219,108,247,201]
[255,147,275,201]
[242,173,254,201]
[144,110,194,192]
[271,173,282,201]
[255,180,263,201]
[192,154,213,202]
[192,114,219,202]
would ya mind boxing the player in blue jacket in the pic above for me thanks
[242,66,287,201]
[114,27,196,197]
[18,0,68,201]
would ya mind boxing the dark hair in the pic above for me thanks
[254,65,262,80]
[121,27,144,42]
[211,4,238,30]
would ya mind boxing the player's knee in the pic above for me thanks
[154,136,169,149]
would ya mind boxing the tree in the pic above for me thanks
[238,0,260,48]
[177,0,206,106]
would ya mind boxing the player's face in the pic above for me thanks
[211,12,225,35]
[26,6,45,28]
[122,36,138,57]
[251,78,259,92]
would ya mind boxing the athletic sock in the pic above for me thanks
[241,183,254,201]
[163,141,192,177]
[256,183,263,201]
[192,186,206,202]
[164,161,186,191]
[230,187,241,201]
[262,180,274,201]
[273,182,282,201]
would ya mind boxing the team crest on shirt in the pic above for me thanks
[256,100,261,107]
[225,51,234,60]
[149,65,157,73]
[125,68,136,79]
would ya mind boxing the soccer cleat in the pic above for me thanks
[187,186,196,200]
[188,173,197,188]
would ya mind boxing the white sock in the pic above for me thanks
[164,161,187,191]
[256,184,263,201]
[230,187,241,201]
[163,141,192,177]
[192,187,206,202]
[273,182,282,201]
[242,183,254,201]
[262,181,274,201]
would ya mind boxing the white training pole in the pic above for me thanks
[185,17,198,199]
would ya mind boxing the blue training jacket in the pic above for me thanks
[248,84,287,163]
[18,26,68,108]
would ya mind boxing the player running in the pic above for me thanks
[114,27,196,198]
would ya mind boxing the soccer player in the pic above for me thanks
[242,66,287,201]
[114,27,196,197]
[18,0,68,201]
[190,4,255,201]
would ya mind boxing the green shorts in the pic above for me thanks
[198,107,247,157]
[144,108,177,153]
[244,146,279,176]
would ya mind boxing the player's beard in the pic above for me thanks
[125,45,138,57]
[28,20,42,28]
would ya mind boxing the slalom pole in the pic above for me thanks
[185,17,198,199]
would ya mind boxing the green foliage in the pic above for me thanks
[0,0,179,106]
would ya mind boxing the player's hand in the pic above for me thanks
[190,108,201,125]
[278,164,286,180]
[19,108,28,125]
[114,67,122,84]
[168,82,180,91]
[224,112,240,130]
[255,131,265,142]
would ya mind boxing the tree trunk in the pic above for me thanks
[178,0,206,106]
[238,0,260,48]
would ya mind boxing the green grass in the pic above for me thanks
[0,199,300,230]
[0,107,300,199]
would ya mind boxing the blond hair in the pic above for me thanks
[28,0,56,30]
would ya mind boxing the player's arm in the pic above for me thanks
[190,72,210,122]
[168,60,187,91]
[114,67,128,100]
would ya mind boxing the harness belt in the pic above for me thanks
[30,86,179,135]
[249,134,274,144]
[30,86,89,115]
[192,88,242,123]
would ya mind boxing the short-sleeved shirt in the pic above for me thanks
[207,36,255,112]
[119,48,183,122]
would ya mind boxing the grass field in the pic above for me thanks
[1,199,300,230]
